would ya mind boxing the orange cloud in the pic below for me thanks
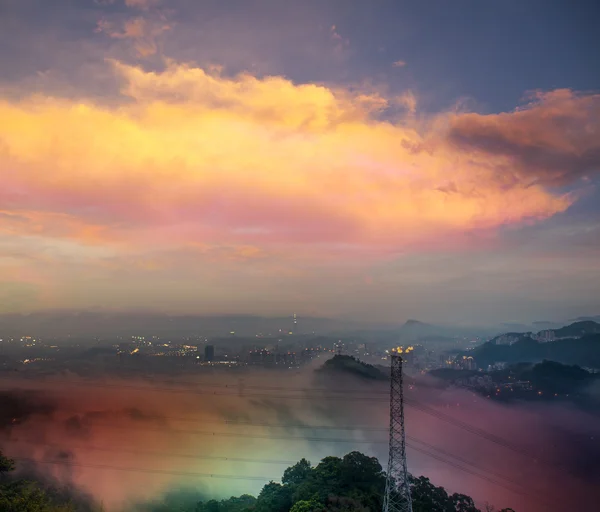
[392,60,406,68]
[446,89,600,187]
[0,61,584,263]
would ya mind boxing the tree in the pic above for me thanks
[255,482,293,512]
[410,475,455,512]
[0,451,15,476]
[317,496,369,512]
[289,499,320,512]
[282,459,312,486]
[0,450,76,512]
[451,493,479,512]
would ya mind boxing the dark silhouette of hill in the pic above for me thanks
[553,320,600,338]
[317,355,387,380]
[432,360,599,399]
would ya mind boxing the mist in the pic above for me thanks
[1,367,599,512]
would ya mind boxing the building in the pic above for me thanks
[535,330,556,342]
[494,334,521,346]
[204,345,215,362]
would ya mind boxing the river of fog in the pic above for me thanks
[1,366,599,511]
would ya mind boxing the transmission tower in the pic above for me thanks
[383,348,413,512]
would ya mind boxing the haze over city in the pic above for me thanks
[1,1,599,512]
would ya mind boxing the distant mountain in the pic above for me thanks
[0,311,365,338]
[571,315,600,322]
[500,322,533,332]
[532,320,563,329]
[553,321,600,338]
[489,321,600,345]
[403,319,430,327]
[473,332,600,369]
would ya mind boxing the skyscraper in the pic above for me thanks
[204,344,214,362]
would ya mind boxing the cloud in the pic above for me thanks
[395,91,417,115]
[2,372,599,511]
[94,0,160,9]
[445,89,600,187]
[96,16,171,56]
[125,0,160,10]
[0,60,579,264]
[330,25,350,58]
[392,60,406,68]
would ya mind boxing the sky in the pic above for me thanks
[0,0,599,325]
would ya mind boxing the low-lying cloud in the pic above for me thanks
[1,369,599,511]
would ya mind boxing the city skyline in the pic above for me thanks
[1,0,599,324]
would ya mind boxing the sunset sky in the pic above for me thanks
[1,0,599,324]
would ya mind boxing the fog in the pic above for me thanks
[1,367,599,511]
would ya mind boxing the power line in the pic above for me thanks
[7,439,297,465]
[24,413,550,500]
[406,437,547,501]
[10,457,278,482]
[405,444,544,505]
[0,377,388,401]
[3,438,543,506]
[50,422,389,444]
[5,424,546,504]
[0,378,572,476]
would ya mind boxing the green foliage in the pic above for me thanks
[0,480,76,512]
[1,448,514,512]
[316,496,369,511]
[194,495,257,512]
[282,459,312,486]
[290,452,385,511]
[410,476,486,512]
[255,482,293,512]
[0,451,76,512]
[0,451,16,475]
[289,499,320,512]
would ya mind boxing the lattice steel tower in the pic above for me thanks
[383,348,413,512]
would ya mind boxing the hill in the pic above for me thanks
[553,320,600,338]
[431,360,599,404]
[474,333,600,368]
[477,322,600,369]
[318,355,387,380]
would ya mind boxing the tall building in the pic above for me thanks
[204,344,215,362]
[293,313,297,333]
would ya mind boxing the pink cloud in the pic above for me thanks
[1,63,592,264]
[445,89,600,187]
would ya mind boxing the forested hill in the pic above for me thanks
[489,320,600,345]
[470,328,600,368]
[317,355,387,380]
